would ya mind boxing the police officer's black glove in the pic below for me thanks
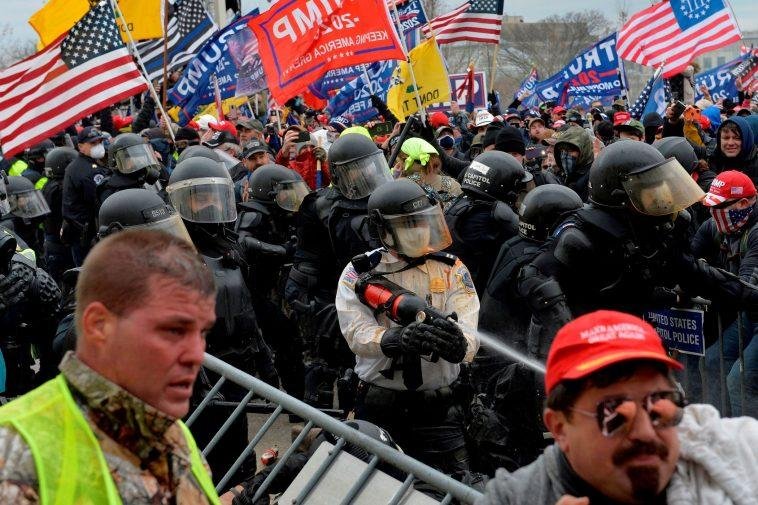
[0,258,35,312]
[424,318,468,363]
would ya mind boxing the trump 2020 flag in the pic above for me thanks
[617,0,741,78]
[249,0,406,104]
[327,60,397,124]
[514,67,539,101]
[0,2,147,157]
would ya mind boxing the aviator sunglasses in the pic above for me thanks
[569,389,686,437]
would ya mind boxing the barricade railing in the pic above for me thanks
[187,353,484,504]
[648,297,754,418]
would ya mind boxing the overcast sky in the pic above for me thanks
[6,0,758,41]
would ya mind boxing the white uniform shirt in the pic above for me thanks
[336,249,480,391]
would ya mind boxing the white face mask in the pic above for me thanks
[394,225,431,257]
[90,143,106,160]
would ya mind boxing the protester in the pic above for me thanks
[477,310,758,505]
[0,229,220,503]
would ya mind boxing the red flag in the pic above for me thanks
[0,3,146,157]
[249,0,405,105]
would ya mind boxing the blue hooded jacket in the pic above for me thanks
[710,115,758,184]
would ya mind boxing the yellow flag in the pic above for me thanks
[30,0,162,49]
[193,96,252,123]
[387,38,451,119]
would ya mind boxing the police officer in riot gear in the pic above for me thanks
[98,133,163,205]
[14,139,56,188]
[445,151,534,293]
[517,140,758,361]
[42,148,78,282]
[286,133,393,410]
[167,155,276,483]
[336,178,478,475]
[1,176,51,261]
[0,177,61,395]
[236,164,310,398]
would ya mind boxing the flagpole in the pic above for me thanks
[161,0,170,112]
[489,43,499,92]
[390,1,426,124]
[110,0,176,142]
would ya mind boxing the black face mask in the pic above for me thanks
[560,151,576,176]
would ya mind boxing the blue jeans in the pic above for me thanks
[704,313,758,418]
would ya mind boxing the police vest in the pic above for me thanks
[0,375,220,505]
[7,159,28,177]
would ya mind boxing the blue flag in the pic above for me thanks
[642,77,671,118]
[309,64,373,100]
[391,0,428,50]
[326,61,397,124]
[531,34,625,104]
[514,68,539,102]
[694,56,746,103]
[168,11,259,125]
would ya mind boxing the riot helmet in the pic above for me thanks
[518,184,583,242]
[328,133,393,200]
[367,179,451,258]
[461,151,534,206]
[176,145,222,164]
[109,133,162,178]
[24,139,55,170]
[6,176,51,218]
[653,137,699,174]
[0,171,9,215]
[167,157,237,224]
[44,147,78,179]
[248,164,311,212]
[98,188,191,244]
[589,140,704,216]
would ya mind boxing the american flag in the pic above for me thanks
[629,73,672,120]
[422,0,504,45]
[617,0,741,78]
[135,0,216,82]
[0,2,147,158]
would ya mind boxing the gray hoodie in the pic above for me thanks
[476,404,758,505]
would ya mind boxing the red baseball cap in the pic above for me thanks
[209,120,238,138]
[429,111,450,129]
[613,111,632,126]
[703,170,757,207]
[552,106,566,115]
[545,310,682,395]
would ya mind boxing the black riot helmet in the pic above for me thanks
[109,133,162,179]
[98,188,191,244]
[461,151,534,206]
[328,133,393,200]
[653,136,699,174]
[176,145,222,164]
[367,178,451,258]
[248,163,311,212]
[589,140,704,216]
[6,175,51,218]
[44,147,78,179]
[518,184,583,242]
[24,139,55,168]
[167,157,237,224]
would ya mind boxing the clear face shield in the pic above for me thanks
[274,180,311,212]
[114,143,162,174]
[0,175,9,215]
[621,158,705,216]
[333,150,393,200]
[100,208,193,246]
[9,189,51,218]
[166,177,238,223]
[380,206,453,258]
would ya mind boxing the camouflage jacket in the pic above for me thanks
[0,352,213,504]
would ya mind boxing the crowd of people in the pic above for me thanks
[0,74,757,504]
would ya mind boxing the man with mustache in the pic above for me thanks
[0,229,221,503]
[477,310,758,505]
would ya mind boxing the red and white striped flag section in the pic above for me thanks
[422,0,504,45]
[617,0,741,78]
[0,2,147,157]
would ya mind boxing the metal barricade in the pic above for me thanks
[661,298,755,418]
[187,353,484,504]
